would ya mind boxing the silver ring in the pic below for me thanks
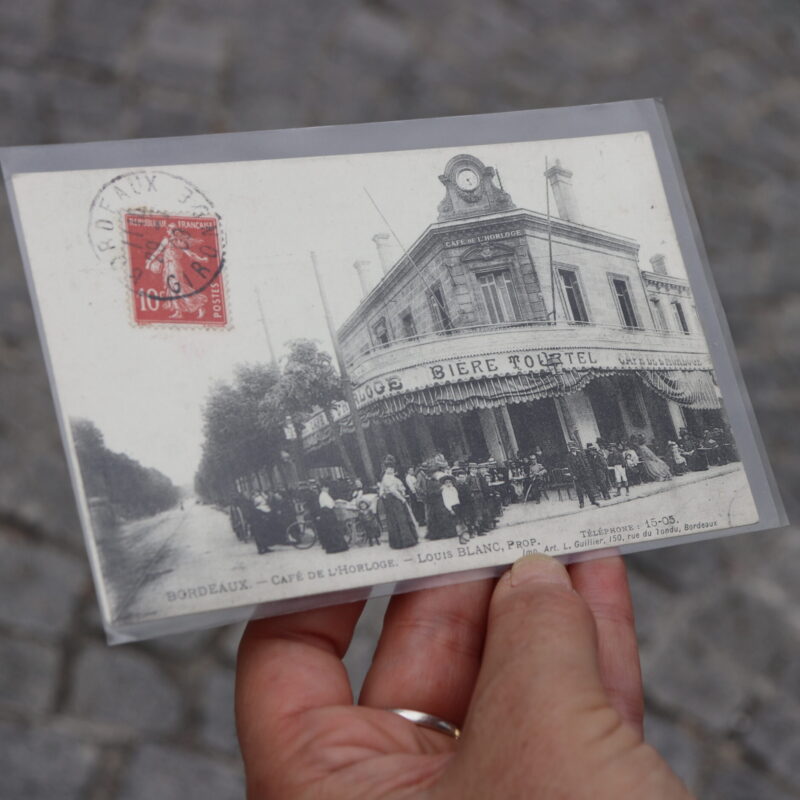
[387,708,461,740]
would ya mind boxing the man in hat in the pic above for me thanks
[566,442,600,508]
[453,467,474,535]
[526,454,548,503]
[585,443,611,500]
[467,462,491,533]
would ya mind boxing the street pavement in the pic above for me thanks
[103,464,749,632]
[0,0,798,798]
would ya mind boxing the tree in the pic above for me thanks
[273,339,356,478]
[70,418,180,519]
[195,363,287,504]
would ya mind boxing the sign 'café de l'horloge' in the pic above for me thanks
[301,153,724,473]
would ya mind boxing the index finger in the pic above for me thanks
[568,556,643,734]
[236,600,365,769]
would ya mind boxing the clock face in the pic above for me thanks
[456,167,480,191]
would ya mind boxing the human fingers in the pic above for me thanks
[359,579,494,727]
[443,555,640,796]
[568,556,643,735]
[236,601,365,786]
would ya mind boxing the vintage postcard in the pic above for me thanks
[1,100,785,642]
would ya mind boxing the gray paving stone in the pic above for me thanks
[705,761,798,800]
[134,103,214,139]
[0,67,45,145]
[199,666,238,754]
[646,632,750,732]
[52,0,151,72]
[690,586,800,675]
[145,627,216,659]
[0,0,55,69]
[118,744,244,800]
[627,568,678,655]
[218,621,246,665]
[644,713,703,794]
[134,7,229,95]
[0,636,60,713]
[67,643,183,734]
[0,720,98,800]
[46,75,129,143]
[744,696,800,788]
[0,529,86,637]
[627,539,725,592]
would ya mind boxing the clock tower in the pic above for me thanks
[437,154,515,221]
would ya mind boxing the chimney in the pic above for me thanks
[649,254,668,276]
[372,232,396,274]
[353,259,373,297]
[544,159,581,223]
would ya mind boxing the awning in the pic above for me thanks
[304,368,721,449]
[358,370,597,424]
[639,369,720,410]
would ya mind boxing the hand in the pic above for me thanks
[236,555,692,799]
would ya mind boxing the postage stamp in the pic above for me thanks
[124,213,226,326]
[87,169,228,328]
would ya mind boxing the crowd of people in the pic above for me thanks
[230,425,738,556]
[564,427,738,507]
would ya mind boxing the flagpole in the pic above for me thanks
[255,287,278,369]
[309,251,376,485]
[545,157,557,324]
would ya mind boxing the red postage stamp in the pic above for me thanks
[124,213,227,326]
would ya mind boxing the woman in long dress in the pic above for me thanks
[249,492,282,554]
[665,441,689,475]
[421,459,458,541]
[634,438,673,482]
[378,459,418,549]
[316,484,349,554]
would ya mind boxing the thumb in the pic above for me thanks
[442,555,643,797]
[466,554,609,740]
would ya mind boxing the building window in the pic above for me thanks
[672,301,690,334]
[372,317,390,347]
[558,268,589,323]
[650,297,668,331]
[428,283,453,333]
[612,277,639,328]
[478,270,521,323]
[400,309,417,340]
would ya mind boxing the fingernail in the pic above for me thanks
[510,554,571,588]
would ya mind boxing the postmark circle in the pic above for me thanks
[87,169,226,303]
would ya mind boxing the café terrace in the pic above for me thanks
[301,153,724,473]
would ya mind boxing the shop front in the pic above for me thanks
[302,320,721,473]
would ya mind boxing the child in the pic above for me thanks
[356,499,381,546]
[606,443,630,496]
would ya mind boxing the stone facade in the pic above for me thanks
[313,153,714,466]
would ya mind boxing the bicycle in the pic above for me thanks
[286,519,317,549]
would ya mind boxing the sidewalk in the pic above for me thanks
[496,462,744,531]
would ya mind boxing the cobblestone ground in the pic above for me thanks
[0,0,797,797]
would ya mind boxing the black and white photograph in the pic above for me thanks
[6,122,766,637]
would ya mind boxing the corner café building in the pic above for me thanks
[302,153,723,472]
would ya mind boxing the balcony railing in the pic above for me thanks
[345,318,702,373]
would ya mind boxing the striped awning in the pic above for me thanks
[358,370,597,424]
[304,368,720,450]
[640,369,720,410]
